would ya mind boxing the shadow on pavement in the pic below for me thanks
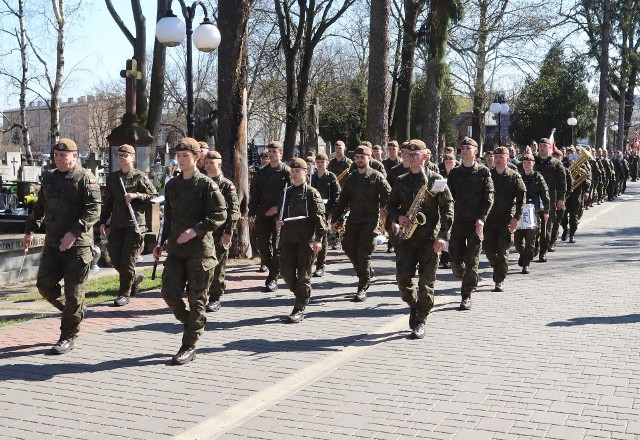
[547,313,640,327]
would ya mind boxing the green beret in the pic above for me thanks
[316,153,329,161]
[354,145,371,156]
[538,137,551,145]
[175,137,200,154]
[267,140,283,150]
[117,144,135,154]
[406,139,426,151]
[290,158,308,170]
[461,137,478,147]
[205,150,222,160]
[494,146,509,155]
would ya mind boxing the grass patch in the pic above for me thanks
[0,313,47,328]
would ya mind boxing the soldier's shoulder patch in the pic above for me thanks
[210,182,220,191]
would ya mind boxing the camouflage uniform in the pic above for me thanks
[386,163,410,187]
[25,165,101,341]
[514,171,549,267]
[534,155,566,258]
[328,157,352,186]
[446,162,494,299]
[550,166,571,249]
[630,154,639,181]
[387,169,453,324]
[278,183,327,311]
[349,158,387,176]
[248,162,291,283]
[100,168,157,297]
[207,173,240,304]
[310,170,340,270]
[425,161,439,174]
[161,170,227,347]
[382,157,401,175]
[562,161,591,240]
[483,167,526,284]
[332,166,391,292]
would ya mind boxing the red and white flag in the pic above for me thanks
[549,128,556,152]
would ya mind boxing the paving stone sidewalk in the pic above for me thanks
[1,183,639,440]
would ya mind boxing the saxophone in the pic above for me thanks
[399,171,432,240]
[336,167,350,183]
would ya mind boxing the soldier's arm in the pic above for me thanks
[99,175,113,225]
[377,174,392,208]
[327,174,340,213]
[557,163,567,200]
[248,170,262,217]
[135,174,158,202]
[437,186,454,241]
[224,183,241,235]
[386,183,402,222]
[69,173,101,238]
[24,184,46,235]
[161,192,172,245]
[309,189,327,242]
[194,183,227,237]
[539,176,551,213]
[480,169,494,222]
[513,176,526,220]
[331,182,349,222]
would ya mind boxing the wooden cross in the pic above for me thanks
[120,58,143,115]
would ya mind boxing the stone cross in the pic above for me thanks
[120,58,142,116]
[10,156,19,175]
[84,152,103,178]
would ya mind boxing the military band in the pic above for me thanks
[23,134,637,363]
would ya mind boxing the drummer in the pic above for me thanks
[514,153,550,274]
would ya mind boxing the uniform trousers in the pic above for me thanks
[107,226,144,296]
[37,246,92,340]
[538,203,557,254]
[315,213,328,269]
[280,241,316,311]
[482,220,513,283]
[255,215,280,281]
[514,227,538,267]
[449,220,482,298]
[162,254,216,347]
[341,219,377,291]
[395,238,438,323]
[208,239,229,302]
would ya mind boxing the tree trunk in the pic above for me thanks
[17,0,33,164]
[146,0,168,138]
[623,70,636,140]
[471,6,488,150]
[595,0,610,150]
[49,0,65,147]
[391,0,421,141]
[387,27,403,137]
[217,0,253,258]
[365,0,390,146]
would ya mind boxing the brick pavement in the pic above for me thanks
[1,183,639,439]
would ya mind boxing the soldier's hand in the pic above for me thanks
[124,193,138,204]
[433,238,446,254]
[99,224,106,236]
[153,245,162,262]
[398,215,410,228]
[391,222,400,236]
[59,232,77,252]
[177,228,197,244]
[508,217,518,233]
[22,234,32,252]
[265,206,278,217]
[583,192,590,201]
[276,220,284,229]
[222,233,232,248]
[312,241,322,255]
[556,199,566,210]
[475,219,484,236]
[543,213,550,222]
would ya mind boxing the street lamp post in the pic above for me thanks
[567,115,577,146]
[155,1,221,138]
[611,125,619,150]
[489,99,510,146]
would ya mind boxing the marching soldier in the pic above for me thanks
[549,149,571,252]
[387,140,453,339]
[372,144,383,162]
[562,148,591,243]
[348,143,387,176]
[204,151,240,312]
[424,147,440,174]
[276,158,327,323]
[99,144,157,307]
[331,145,391,302]
[153,138,227,365]
[248,141,292,292]
[483,146,525,292]
[438,153,458,270]
[534,138,566,262]
[310,153,340,277]
[387,143,411,187]
[514,153,549,275]
[446,137,494,310]
[629,149,639,182]
[328,140,352,186]
[382,140,401,174]
[197,141,209,173]
[23,138,101,354]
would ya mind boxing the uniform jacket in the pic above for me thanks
[328,157,352,177]
[162,170,227,258]
[332,166,391,224]
[447,162,494,223]
[25,165,101,248]
[278,183,327,244]
[211,173,240,237]
[487,167,526,223]
[100,168,157,229]
[534,156,567,202]
[387,163,410,187]
[520,171,550,214]
[382,157,401,174]
[248,162,291,217]
[425,161,439,174]
[387,169,453,242]
[310,170,341,213]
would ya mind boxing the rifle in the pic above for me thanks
[151,217,164,280]
[119,176,141,234]
[274,184,289,249]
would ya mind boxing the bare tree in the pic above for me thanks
[0,0,34,163]
[365,0,390,146]
[86,81,125,153]
[274,0,356,160]
[105,0,168,136]
[217,0,254,258]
